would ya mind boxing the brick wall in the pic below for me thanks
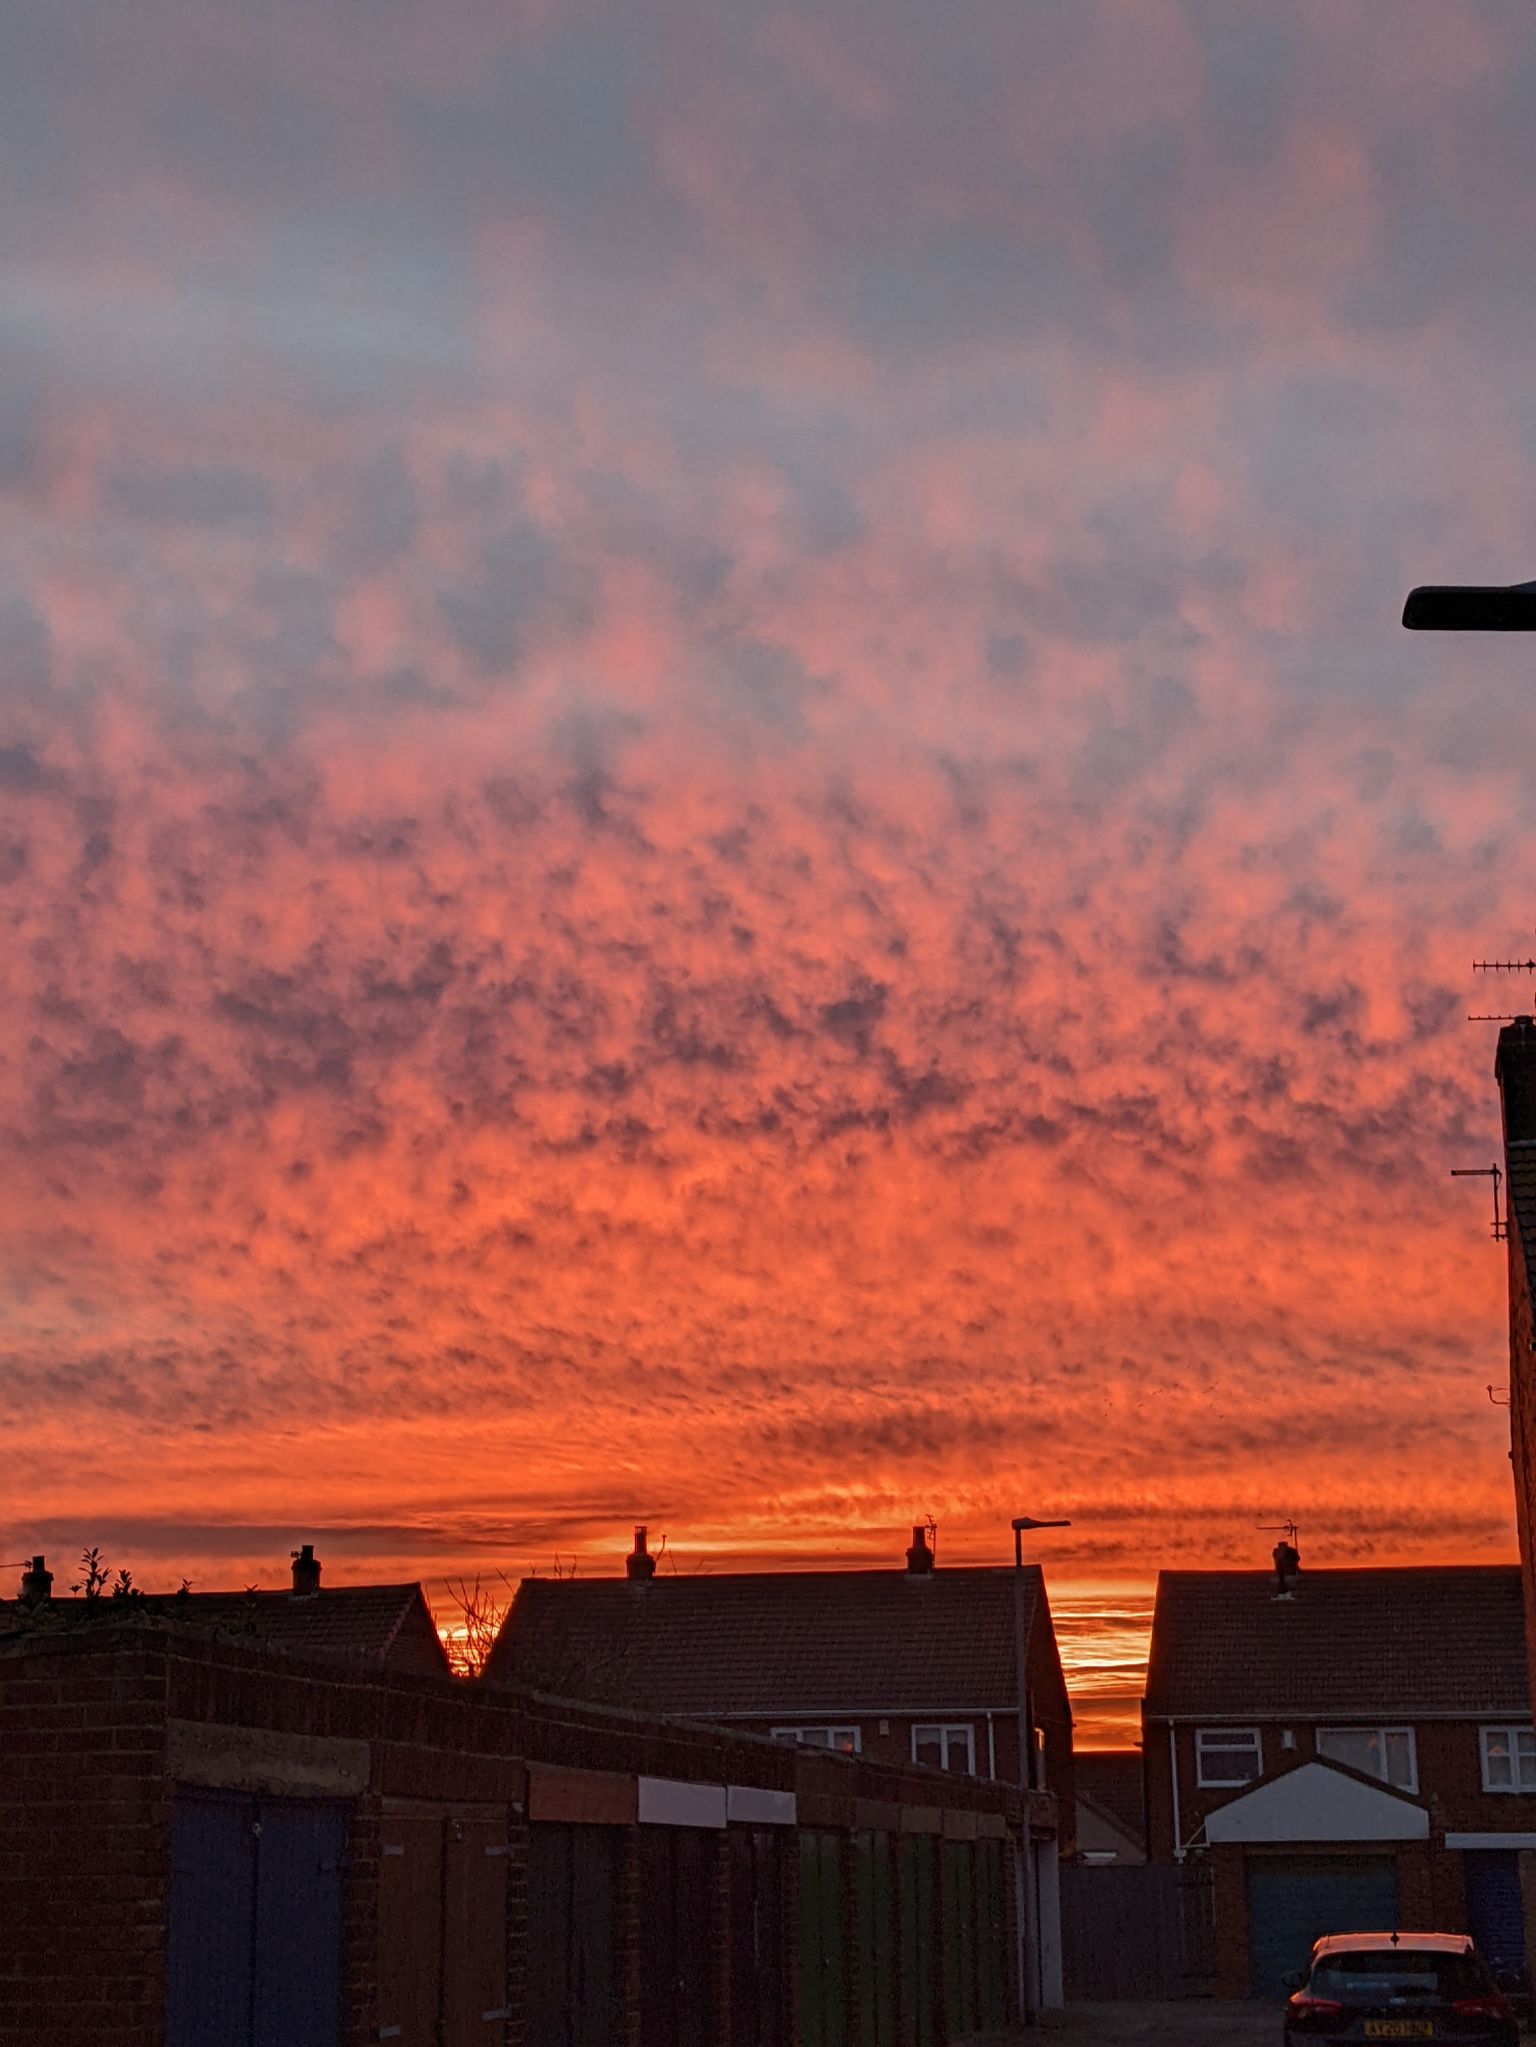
[1145,1718,1536,1863]
[1209,1844,1250,1999]
[1505,1198,1536,1726]
[0,1637,172,2047]
[1496,1023,1536,1731]
[2,1617,1033,2045]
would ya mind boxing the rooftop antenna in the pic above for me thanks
[1450,1164,1507,1241]
[1469,942,1536,1021]
[1488,1384,1511,1409]
[1259,1519,1299,1547]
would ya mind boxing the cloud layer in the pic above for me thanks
[4,0,1536,1731]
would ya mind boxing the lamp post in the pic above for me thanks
[1403,579,1536,631]
[1011,1512,1070,2023]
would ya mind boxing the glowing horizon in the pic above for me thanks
[3,0,1532,1749]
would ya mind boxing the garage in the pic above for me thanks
[1245,1853,1398,1997]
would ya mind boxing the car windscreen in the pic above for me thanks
[1310,1950,1488,2002]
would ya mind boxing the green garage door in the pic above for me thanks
[1246,1855,1398,1998]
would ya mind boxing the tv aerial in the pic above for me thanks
[1468,940,1536,1021]
[1450,1164,1507,1242]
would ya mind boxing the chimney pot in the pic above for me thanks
[290,1544,321,1598]
[905,1523,935,1576]
[19,1555,52,1608]
[626,1525,656,1581]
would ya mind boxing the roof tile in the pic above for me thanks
[486,1567,1044,1716]
[1144,1567,1527,1719]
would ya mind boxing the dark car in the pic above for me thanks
[1282,1932,1518,2047]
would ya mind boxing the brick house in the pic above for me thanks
[485,1524,1074,2008]
[0,1601,1038,2045]
[1074,1751,1146,1864]
[1495,1017,1536,1712]
[1142,1561,1535,1998]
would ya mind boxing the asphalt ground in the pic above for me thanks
[969,2001,1283,2046]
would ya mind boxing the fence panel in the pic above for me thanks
[1061,1863,1189,2001]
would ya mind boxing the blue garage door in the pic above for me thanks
[1465,1851,1525,1978]
[166,1789,346,2047]
[1246,1855,1398,1998]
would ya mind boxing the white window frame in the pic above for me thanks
[1480,1725,1536,1794]
[769,1724,861,1753]
[1315,1725,1418,1793]
[910,1723,976,1774]
[1195,1728,1263,1787]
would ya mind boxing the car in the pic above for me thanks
[1282,1932,1519,2046]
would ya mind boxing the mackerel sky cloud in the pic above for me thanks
[6,0,1536,1732]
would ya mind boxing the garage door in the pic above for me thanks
[1465,1850,1525,1979]
[1245,1855,1398,1998]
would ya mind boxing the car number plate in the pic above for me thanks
[1362,2026,1434,2040]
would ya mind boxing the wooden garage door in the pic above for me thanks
[1245,1855,1398,1998]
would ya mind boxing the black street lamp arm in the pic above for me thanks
[1403,579,1536,631]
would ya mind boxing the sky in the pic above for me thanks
[5,0,1536,1744]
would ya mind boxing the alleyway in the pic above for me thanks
[972,2001,1281,2046]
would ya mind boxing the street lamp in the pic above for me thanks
[1011,1506,1073,1793]
[1011,1512,1070,2022]
[1403,579,1536,630]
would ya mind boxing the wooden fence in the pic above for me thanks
[1061,1860,1216,2002]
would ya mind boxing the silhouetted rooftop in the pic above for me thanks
[1074,1749,1146,1847]
[0,1583,449,1678]
[1144,1567,1526,1719]
[485,1565,1055,1717]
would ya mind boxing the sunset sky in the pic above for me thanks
[5,0,1536,1743]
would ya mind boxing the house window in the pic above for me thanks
[769,1725,861,1753]
[1481,1726,1536,1793]
[1195,1729,1263,1787]
[1315,1726,1417,1791]
[912,1724,975,1775]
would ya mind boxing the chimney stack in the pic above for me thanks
[290,1544,321,1598]
[905,1523,935,1576]
[19,1555,52,1608]
[1272,1537,1300,1599]
[1496,1018,1536,1148]
[626,1526,657,1581]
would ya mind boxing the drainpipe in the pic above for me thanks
[986,1711,997,1780]
[1168,1723,1184,1863]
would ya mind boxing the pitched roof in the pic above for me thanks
[0,1585,448,1676]
[1074,1750,1146,1846]
[485,1566,1051,1717]
[1144,1566,1527,1719]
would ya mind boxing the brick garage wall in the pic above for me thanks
[339,1792,381,2047]
[1205,1840,1471,2001]
[1395,1842,1436,1930]
[0,1636,172,2047]
[2,1619,1034,2045]
[1209,1845,1250,2000]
